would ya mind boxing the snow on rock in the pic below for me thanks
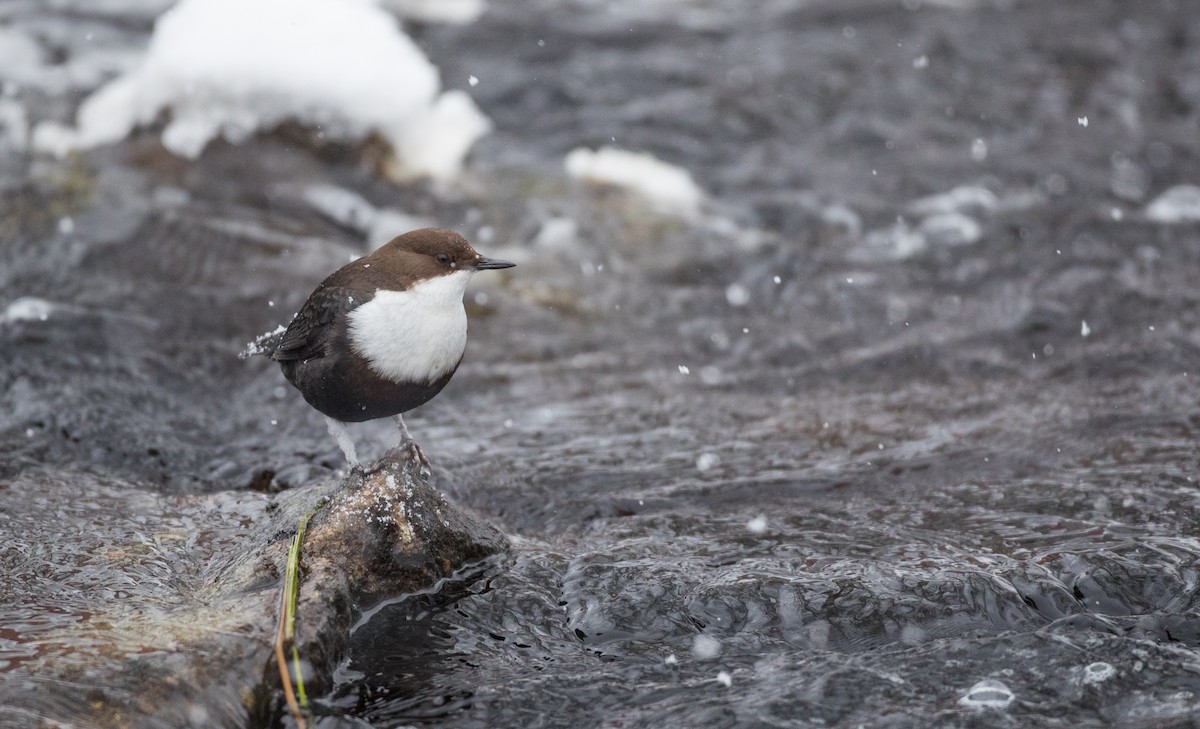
[565,146,706,218]
[31,0,490,181]
[1,297,55,324]
[388,89,492,182]
[1144,185,1200,224]
[383,0,486,24]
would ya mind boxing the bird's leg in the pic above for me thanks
[325,417,360,470]
[392,414,429,468]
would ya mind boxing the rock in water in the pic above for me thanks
[0,447,507,728]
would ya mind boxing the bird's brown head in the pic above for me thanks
[370,228,515,282]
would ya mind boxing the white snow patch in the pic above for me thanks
[692,634,721,660]
[664,654,678,665]
[745,515,767,534]
[715,671,732,687]
[240,324,287,358]
[565,146,705,217]
[390,89,492,181]
[1,297,55,323]
[1145,185,1200,223]
[1081,320,1091,337]
[696,453,720,472]
[33,0,489,181]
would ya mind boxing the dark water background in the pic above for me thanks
[3,0,1200,727]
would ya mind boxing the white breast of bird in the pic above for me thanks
[347,270,472,384]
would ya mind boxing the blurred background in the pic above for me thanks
[3,0,1200,727]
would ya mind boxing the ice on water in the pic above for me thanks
[957,678,1015,710]
[1082,662,1116,685]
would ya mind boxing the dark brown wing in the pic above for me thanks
[270,284,363,363]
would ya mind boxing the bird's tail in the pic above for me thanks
[239,324,287,359]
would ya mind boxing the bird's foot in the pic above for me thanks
[382,437,431,479]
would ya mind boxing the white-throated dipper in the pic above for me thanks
[248,228,514,467]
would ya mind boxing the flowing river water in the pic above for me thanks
[3,1,1200,727]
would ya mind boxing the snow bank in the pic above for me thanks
[33,0,490,181]
[384,0,486,24]
[565,146,705,218]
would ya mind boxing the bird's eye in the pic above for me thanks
[436,253,450,264]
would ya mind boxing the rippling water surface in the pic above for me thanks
[3,0,1200,727]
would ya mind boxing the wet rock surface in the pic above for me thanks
[2,0,1200,728]
[0,449,505,728]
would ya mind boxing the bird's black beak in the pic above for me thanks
[474,256,516,270]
